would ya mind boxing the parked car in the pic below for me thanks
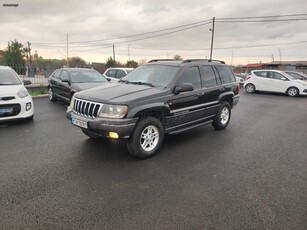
[235,75,244,87]
[67,59,240,159]
[48,68,110,103]
[284,71,307,82]
[103,67,134,82]
[0,66,34,122]
[244,70,307,97]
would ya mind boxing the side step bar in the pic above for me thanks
[167,120,213,135]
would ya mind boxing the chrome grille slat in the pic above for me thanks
[73,98,102,118]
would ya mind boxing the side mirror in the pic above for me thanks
[62,79,71,85]
[281,77,287,81]
[107,78,111,82]
[23,80,32,85]
[174,83,194,94]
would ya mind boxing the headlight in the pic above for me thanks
[297,81,307,86]
[69,95,75,109]
[98,104,128,118]
[17,87,29,98]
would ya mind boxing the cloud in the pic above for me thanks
[0,0,306,64]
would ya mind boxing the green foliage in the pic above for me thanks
[106,57,116,68]
[68,57,89,68]
[3,40,26,74]
[126,60,138,68]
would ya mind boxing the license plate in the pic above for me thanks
[71,117,88,129]
[0,107,13,114]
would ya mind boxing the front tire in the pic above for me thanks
[212,101,231,130]
[245,83,256,93]
[48,87,56,102]
[286,87,299,97]
[127,117,164,159]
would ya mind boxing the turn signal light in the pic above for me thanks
[109,132,119,139]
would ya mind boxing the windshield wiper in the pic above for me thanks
[129,81,154,87]
[118,79,130,84]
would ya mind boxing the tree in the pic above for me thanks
[106,57,121,68]
[68,57,89,68]
[173,54,183,60]
[3,40,26,74]
[126,60,138,68]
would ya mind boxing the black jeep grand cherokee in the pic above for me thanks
[66,59,240,159]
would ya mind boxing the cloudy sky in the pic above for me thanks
[1,0,307,65]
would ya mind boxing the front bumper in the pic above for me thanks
[66,108,137,139]
[0,96,34,122]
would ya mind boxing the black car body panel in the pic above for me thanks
[67,59,240,148]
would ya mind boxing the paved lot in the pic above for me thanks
[0,92,306,229]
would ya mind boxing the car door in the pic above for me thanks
[49,69,62,96]
[267,71,290,93]
[200,65,224,117]
[253,71,270,91]
[169,66,204,128]
[57,70,71,101]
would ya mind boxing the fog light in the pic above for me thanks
[26,102,32,111]
[109,132,119,139]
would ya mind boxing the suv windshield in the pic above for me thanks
[0,69,22,85]
[122,65,178,87]
[70,70,107,83]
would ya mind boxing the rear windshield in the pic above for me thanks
[70,70,107,83]
[0,69,22,85]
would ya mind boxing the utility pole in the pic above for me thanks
[113,44,116,66]
[27,42,34,77]
[209,17,215,60]
[128,45,131,61]
[278,48,282,64]
[67,34,69,67]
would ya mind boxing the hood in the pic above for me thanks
[71,82,109,91]
[0,84,24,97]
[75,83,165,104]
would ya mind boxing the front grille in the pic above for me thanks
[0,104,21,117]
[73,98,102,118]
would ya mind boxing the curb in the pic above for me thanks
[32,94,49,98]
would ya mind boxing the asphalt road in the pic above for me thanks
[0,92,306,230]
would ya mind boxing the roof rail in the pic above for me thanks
[182,59,225,64]
[148,59,176,63]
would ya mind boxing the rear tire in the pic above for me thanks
[212,101,231,130]
[286,87,299,97]
[245,83,256,93]
[127,117,164,159]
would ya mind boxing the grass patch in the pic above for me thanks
[29,86,48,96]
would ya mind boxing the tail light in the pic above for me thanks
[235,84,240,95]
[245,75,252,80]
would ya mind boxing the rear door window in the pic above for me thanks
[201,66,219,87]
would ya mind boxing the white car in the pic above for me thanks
[0,66,34,122]
[103,67,134,83]
[244,70,307,97]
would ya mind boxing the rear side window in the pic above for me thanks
[116,70,126,79]
[254,71,268,78]
[201,66,219,87]
[217,66,236,84]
